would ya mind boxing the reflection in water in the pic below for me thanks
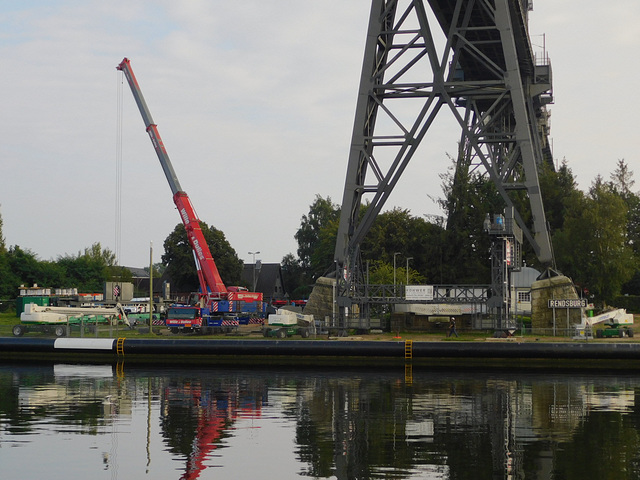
[161,371,266,479]
[0,363,639,479]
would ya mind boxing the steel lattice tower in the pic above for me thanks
[334,0,554,324]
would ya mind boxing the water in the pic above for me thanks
[1,362,639,479]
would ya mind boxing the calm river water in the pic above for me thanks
[1,361,639,479]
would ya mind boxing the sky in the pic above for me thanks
[1,1,639,270]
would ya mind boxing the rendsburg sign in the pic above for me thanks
[547,299,587,309]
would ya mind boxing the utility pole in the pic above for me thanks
[393,252,400,296]
[249,251,260,292]
[406,257,413,286]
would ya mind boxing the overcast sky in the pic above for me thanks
[1,1,638,270]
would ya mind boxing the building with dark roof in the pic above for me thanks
[242,263,287,305]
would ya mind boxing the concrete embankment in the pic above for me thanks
[2,337,640,368]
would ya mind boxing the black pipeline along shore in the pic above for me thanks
[2,336,640,369]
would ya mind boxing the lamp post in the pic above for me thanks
[248,251,260,291]
[393,252,401,296]
[406,257,413,285]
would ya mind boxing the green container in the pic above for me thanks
[15,296,50,315]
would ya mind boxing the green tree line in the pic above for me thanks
[0,218,243,308]
[0,241,131,304]
[283,159,639,308]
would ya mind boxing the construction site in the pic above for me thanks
[4,0,638,351]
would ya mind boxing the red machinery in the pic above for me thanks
[117,58,262,330]
[162,380,263,480]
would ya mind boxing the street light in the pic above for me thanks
[393,252,401,294]
[249,251,260,291]
[406,257,413,285]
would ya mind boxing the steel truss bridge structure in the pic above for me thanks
[334,0,554,327]
[351,283,490,305]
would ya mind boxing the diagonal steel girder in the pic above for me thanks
[334,0,554,304]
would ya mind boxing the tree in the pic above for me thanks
[366,260,424,285]
[554,177,636,304]
[608,159,640,295]
[1,247,29,299]
[609,159,640,253]
[538,159,579,234]
[0,207,8,301]
[0,253,9,300]
[1,246,65,296]
[295,195,340,275]
[437,159,502,283]
[609,159,635,195]
[310,216,340,279]
[362,208,443,284]
[162,222,243,293]
[0,242,119,299]
[56,243,117,292]
[281,253,309,299]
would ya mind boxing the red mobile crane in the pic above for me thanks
[117,58,263,332]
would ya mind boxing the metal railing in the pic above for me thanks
[350,284,491,304]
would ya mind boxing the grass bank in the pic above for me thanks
[1,311,638,343]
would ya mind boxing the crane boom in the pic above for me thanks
[117,57,227,297]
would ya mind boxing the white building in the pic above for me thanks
[510,266,541,316]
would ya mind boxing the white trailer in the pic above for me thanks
[14,303,131,337]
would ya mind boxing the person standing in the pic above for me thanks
[448,317,459,337]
